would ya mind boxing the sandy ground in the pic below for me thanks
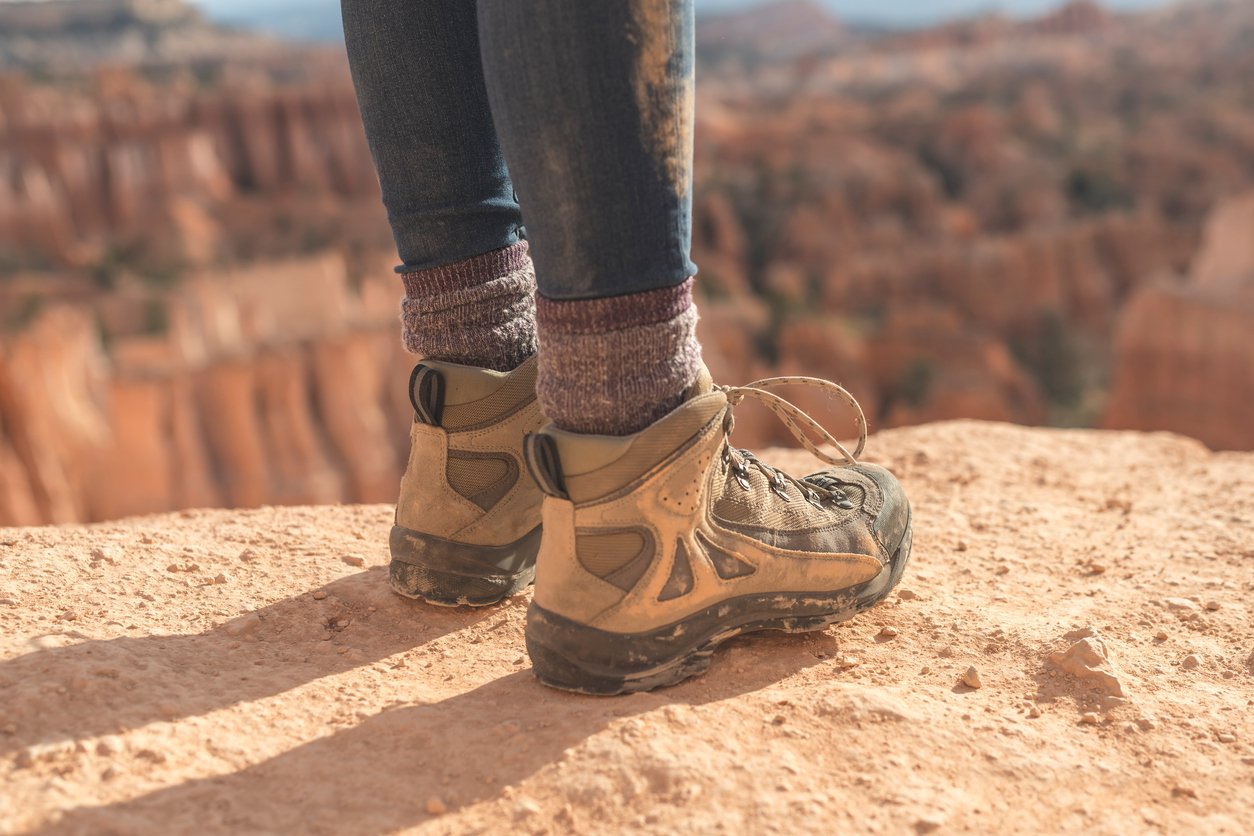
[1,420,1252,835]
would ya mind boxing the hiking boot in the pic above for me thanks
[390,356,544,606]
[522,372,912,694]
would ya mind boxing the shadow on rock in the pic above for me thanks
[0,567,497,756]
[36,631,836,835]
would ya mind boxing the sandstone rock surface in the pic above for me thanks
[2,422,1250,834]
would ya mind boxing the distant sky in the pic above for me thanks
[192,0,1173,29]
[186,0,1174,41]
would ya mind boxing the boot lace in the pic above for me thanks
[714,376,867,511]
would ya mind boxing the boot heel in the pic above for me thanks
[388,524,540,607]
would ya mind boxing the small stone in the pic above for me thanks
[1153,630,1169,641]
[1079,712,1101,725]
[836,655,860,669]
[1027,706,1042,719]
[516,798,542,816]
[1217,732,1236,743]
[58,610,78,621]
[312,591,328,600]
[1164,597,1199,612]
[1203,600,1221,612]
[960,666,982,689]
[1086,563,1107,575]
[341,555,366,568]
[1047,636,1126,697]
[1171,786,1197,800]
[955,541,968,552]
[897,588,920,601]
[879,626,899,638]
[1181,654,1201,670]
[166,564,181,573]
[223,612,261,637]
[426,796,448,815]
[995,565,1009,575]
[915,814,946,833]
[214,573,227,585]
[771,714,786,726]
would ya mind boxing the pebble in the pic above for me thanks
[1203,600,1221,612]
[836,655,860,669]
[312,591,328,600]
[1027,706,1042,719]
[879,626,899,638]
[1164,597,1199,613]
[1047,635,1126,697]
[1217,732,1236,743]
[1153,630,1169,641]
[1079,712,1101,725]
[897,588,920,601]
[214,573,228,585]
[960,666,982,689]
[915,814,946,833]
[956,541,968,552]
[1181,654,1201,670]
[425,796,448,815]
[341,555,365,568]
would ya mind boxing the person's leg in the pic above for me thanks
[342,0,535,372]
[478,0,912,694]
[478,0,702,433]
[342,1,544,606]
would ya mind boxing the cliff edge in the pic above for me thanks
[2,422,1251,833]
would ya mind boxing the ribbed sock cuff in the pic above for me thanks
[536,279,702,436]
[399,242,537,372]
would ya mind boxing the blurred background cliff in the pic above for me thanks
[0,0,1251,525]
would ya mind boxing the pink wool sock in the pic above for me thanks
[535,278,703,436]
[400,242,537,372]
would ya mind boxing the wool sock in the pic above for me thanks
[535,278,703,436]
[400,241,537,372]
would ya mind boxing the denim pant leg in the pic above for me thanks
[341,0,523,271]
[478,0,698,301]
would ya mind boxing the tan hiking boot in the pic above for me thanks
[522,372,912,693]
[390,356,544,606]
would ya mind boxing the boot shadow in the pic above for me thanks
[36,630,838,835]
[0,567,502,757]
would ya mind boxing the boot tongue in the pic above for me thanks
[681,364,714,402]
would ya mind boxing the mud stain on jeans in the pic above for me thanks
[628,0,694,198]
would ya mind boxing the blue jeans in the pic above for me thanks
[341,0,697,300]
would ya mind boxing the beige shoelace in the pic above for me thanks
[715,376,867,509]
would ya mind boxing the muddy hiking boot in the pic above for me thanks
[390,356,545,606]
[522,371,912,694]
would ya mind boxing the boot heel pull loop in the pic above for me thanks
[409,364,445,426]
[524,433,569,499]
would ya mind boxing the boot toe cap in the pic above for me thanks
[850,463,911,560]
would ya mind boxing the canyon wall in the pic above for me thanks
[1103,195,1254,450]
[0,254,416,526]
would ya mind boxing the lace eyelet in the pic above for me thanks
[770,478,791,501]
[807,491,825,510]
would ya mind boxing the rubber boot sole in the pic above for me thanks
[389,524,542,608]
[526,514,912,694]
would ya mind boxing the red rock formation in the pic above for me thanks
[1103,195,1254,450]
[0,252,416,526]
